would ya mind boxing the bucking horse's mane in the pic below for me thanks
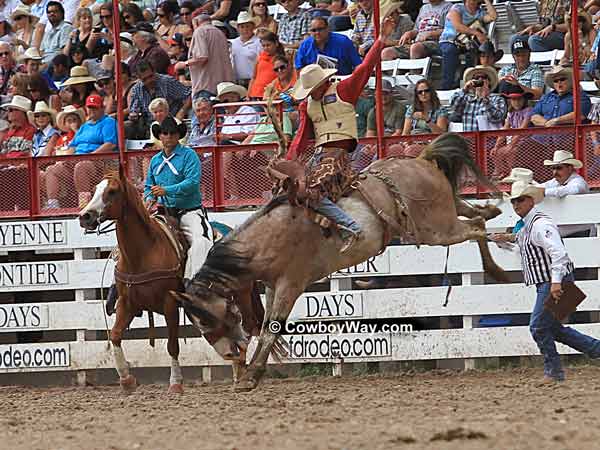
[419,133,500,196]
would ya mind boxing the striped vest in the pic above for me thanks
[518,212,574,286]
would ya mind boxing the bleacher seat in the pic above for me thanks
[437,89,460,106]
[496,50,560,68]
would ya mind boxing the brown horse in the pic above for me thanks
[171,133,509,391]
[78,169,262,393]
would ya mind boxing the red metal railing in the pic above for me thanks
[1,124,597,219]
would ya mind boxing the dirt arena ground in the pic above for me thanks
[2,365,600,450]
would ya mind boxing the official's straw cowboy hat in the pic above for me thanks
[216,81,248,99]
[291,64,338,100]
[543,150,583,169]
[1,95,32,112]
[501,167,538,184]
[509,180,545,204]
[56,105,85,132]
[544,65,572,90]
[27,101,57,127]
[463,65,499,91]
[61,66,97,87]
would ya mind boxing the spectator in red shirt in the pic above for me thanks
[0,95,35,158]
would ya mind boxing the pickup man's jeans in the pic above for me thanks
[530,273,600,380]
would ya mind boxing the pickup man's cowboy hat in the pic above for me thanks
[543,150,583,169]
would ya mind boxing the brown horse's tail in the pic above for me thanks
[418,133,500,197]
[477,239,510,282]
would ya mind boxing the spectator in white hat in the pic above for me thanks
[28,100,59,157]
[0,95,35,157]
[231,11,261,88]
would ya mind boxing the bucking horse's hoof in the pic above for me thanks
[119,374,138,394]
[168,383,184,394]
[233,377,258,392]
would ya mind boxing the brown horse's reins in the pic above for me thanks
[113,264,182,287]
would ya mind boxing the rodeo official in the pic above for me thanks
[490,180,600,382]
[287,17,396,254]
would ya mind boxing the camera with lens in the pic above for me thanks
[472,80,484,87]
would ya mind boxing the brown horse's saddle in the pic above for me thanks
[153,214,190,266]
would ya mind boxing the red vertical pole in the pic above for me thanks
[570,0,586,177]
[28,158,39,217]
[112,1,127,175]
[372,0,385,159]
[212,147,224,211]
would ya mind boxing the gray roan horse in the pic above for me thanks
[171,133,508,391]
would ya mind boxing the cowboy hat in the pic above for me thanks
[231,10,259,29]
[543,150,583,169]
[18,47,43,62]
[499,82,534,100]
[62,66,97,86]
[501,167,538,184]
[10,4,38,24]
[463,65,498,91]
[544,65,572,90]
[56,105,85,132]
[27,101,57,126]
[291,64,338,100]
[216,81,248,99]
[1,95,32,112]
[478,41,504,63]
[151,116,187,140]
[509,180,545,204]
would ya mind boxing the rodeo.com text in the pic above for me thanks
[286,335,391,358]
[0,346,68,369]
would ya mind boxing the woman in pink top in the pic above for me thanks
[248,31,285,99]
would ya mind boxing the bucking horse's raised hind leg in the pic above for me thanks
[164,292,183,394]
[235,284,300,392]
[111,300,137,393]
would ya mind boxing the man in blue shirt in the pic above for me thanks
[67,95,118,154]
[295,17,362,76]
[144,116,213,282]
[531,66,591,127]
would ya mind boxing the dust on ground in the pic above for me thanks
[1,366,600,450]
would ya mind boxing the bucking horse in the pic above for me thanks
[171,132,509,391]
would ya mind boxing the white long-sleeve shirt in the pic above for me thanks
[541,173,592,237]
[520,207,574,283]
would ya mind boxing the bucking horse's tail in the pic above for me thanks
[418,133,501,197]
[420,133,509,282]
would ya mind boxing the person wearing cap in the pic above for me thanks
[128,60,192,138]
[287,17,395,253]
[144,116,213,282]
[295,16,362,76]
[28,101,59,157]
[66,94,117,155]
[40,1,73,66]
[278,0,312,51]
[130,21,171,75]
[181,13,234,99]
[489,182,600,383]
[449,65,507,132]
[0,95,35,158]
[489,83,533,180]
[365,79,405,136]
[498,40,544,100]
[167,32,189,66]
[231,11,262,88]
[530,66,591,129]
[438,0,497,89]
[512,0,568,53]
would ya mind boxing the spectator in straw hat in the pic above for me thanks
[490,180,600,383]
[449,65,507,132]
[55,105,85,153]
[60,65,98,108]
[216,81,260,144]
[231,11,261,88]
[530,66,591,128]
[19,47,43,76]
[0,95,34,157]
[11,3,38,54]
[28,101,59,157]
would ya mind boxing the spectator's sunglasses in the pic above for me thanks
[180,10,192,16]
[472,75,489,81]
[100,14,112,20]
[13,15,26,21]
[551,165,569,171]
[310,27,327,33]
[157,13,167,17]
[0,51,10,57]
[254,2,267,6]
[47,8,61,15]
[417,88,431,95]
[274,63,288,72]
[123,14,132,20]
[553,77,567,83]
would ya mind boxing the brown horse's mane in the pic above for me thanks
[105,170,159,234]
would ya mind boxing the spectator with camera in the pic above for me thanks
[449,65,506,131]
[439,0,496,89]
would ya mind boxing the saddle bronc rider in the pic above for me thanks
[287,17,395,254]
[105,116,213,314]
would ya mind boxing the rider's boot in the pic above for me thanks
[340,227,362,254]
[314,197,362,254]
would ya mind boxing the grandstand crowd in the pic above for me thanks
[0,0,598,209]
